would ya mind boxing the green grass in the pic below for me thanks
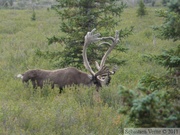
[0,7,179,134]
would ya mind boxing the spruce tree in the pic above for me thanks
[152,0,180,86]
[42,0,132,68]
[119,0,180,127]
[31,9,36,21]
[137,0,148,17]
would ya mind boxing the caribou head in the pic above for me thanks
[82,28,119,88]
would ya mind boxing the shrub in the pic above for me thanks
[137,0,148,17]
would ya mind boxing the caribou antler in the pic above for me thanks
[83,29,119,78]
[97,30,119,70]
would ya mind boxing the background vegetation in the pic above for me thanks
[0,1,179,134]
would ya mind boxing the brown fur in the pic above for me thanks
[21,69,52,89]
[19,67,103,92]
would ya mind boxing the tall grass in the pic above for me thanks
[0,7,179,134]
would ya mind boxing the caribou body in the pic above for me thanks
[17,67,102,93]
[17,29,119,92]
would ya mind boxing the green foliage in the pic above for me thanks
[130,21,180,128]
[99,86,123,110]
[119,0,180,128]
[119,84,180,127]
[141,46,180,90]
[153,46,180,70]
[0,82,125,134]
[44,0,131,68]
[118,85,137,114]
[153,0,180,41]
[130,91,160,127]
[137,0,148,17]
[130,90,179,127]
[162,0,170,6]
[138,73,167,92]
[146,0,180,88]
[31,10,36,21]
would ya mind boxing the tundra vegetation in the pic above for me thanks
[0,2,179,135]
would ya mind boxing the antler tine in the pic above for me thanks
[108,65,118,75]
[83,29,102,76]
[98,42,112,47]
[98,30,119,70]
[84,28,102,45]
[95,61,100,70]
[101,37,115,41]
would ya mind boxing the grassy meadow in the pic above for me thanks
[0,7,179,134]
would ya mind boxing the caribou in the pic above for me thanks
[17,29,119,92]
